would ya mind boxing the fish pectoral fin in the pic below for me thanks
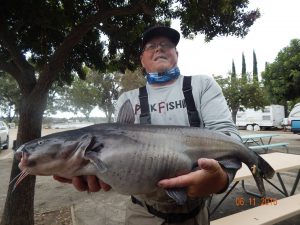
[84,151,107,173]
[166,188,187,205]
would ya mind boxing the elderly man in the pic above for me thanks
[55,25,241,225]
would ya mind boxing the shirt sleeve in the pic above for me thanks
[193,75,242,191]
[194,75,241,140]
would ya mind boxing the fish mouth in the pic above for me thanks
[15,149,37,170]
[19,152,36,168]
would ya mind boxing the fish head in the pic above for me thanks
[15,132,100,178]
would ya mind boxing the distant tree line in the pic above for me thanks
[0,67,145,123]
[215,39,300,121]
[262,39,300,112]
[2,40,300,124]
[214,50,268,123]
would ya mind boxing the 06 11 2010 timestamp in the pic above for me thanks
[235,197,278,206]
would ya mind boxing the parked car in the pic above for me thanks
[0,121,9,150]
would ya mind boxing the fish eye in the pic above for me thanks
[38,140,44,145]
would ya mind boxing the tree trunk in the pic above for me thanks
[1,93,47,225]
[107,112,113,122]
[231,109,238,125]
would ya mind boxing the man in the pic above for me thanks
[54,25,241,225]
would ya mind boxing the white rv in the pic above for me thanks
[236,105,285,130]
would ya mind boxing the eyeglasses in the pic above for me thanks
[143,42,175,52]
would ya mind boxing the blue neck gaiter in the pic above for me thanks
[146,66,180,84]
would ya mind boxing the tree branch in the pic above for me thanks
[37,3,153,93]
[0,60,19,76]
[0,20,36,95]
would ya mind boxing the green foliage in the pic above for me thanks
[216,74,268,123]
[253,50,258,82]
[215,75,241,111]
[215,49,269,124]
[67,76,98,120]
[244,80,269,110]
[58,68,141,121]
[0,0,260,82]
[262,39,300,104]
[87,69,122,122]
[241,52,247,82]
[0,73,21,121]
[0,72,73,120]
[120,68,146,93]
[45,82,72,116]
[177,0,260,41]
[231,60,236,80]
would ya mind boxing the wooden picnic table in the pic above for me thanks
[211,193,300,225]
[210,152,300,215]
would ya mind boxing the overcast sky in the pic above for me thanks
[173,0,300,77]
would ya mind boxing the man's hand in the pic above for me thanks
[53,175,111,192]
[158,158,228,198]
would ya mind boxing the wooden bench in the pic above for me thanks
[211,194,300,225]
[249,142,289,153]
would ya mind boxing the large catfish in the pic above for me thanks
[14,100,275,204]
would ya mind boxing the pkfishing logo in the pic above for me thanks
[134,99,186,114]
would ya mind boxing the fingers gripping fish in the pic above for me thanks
[14,100,275,204]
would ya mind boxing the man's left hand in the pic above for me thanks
[158,158,228,198]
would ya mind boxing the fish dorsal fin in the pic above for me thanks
[166,188,187,205]
[117,99,135,124]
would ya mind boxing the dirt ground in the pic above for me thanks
[0,128,299,225]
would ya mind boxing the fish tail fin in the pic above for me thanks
[257,153,275,179]
[250,152,275,195]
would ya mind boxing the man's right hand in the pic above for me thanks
[53,175,111,192]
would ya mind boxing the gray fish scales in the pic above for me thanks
[14,123,275,204]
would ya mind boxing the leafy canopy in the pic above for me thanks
[0,72,20,121]
[262,39,300,104]
[0,0,260,88]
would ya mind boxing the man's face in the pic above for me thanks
[140,37,178,73]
